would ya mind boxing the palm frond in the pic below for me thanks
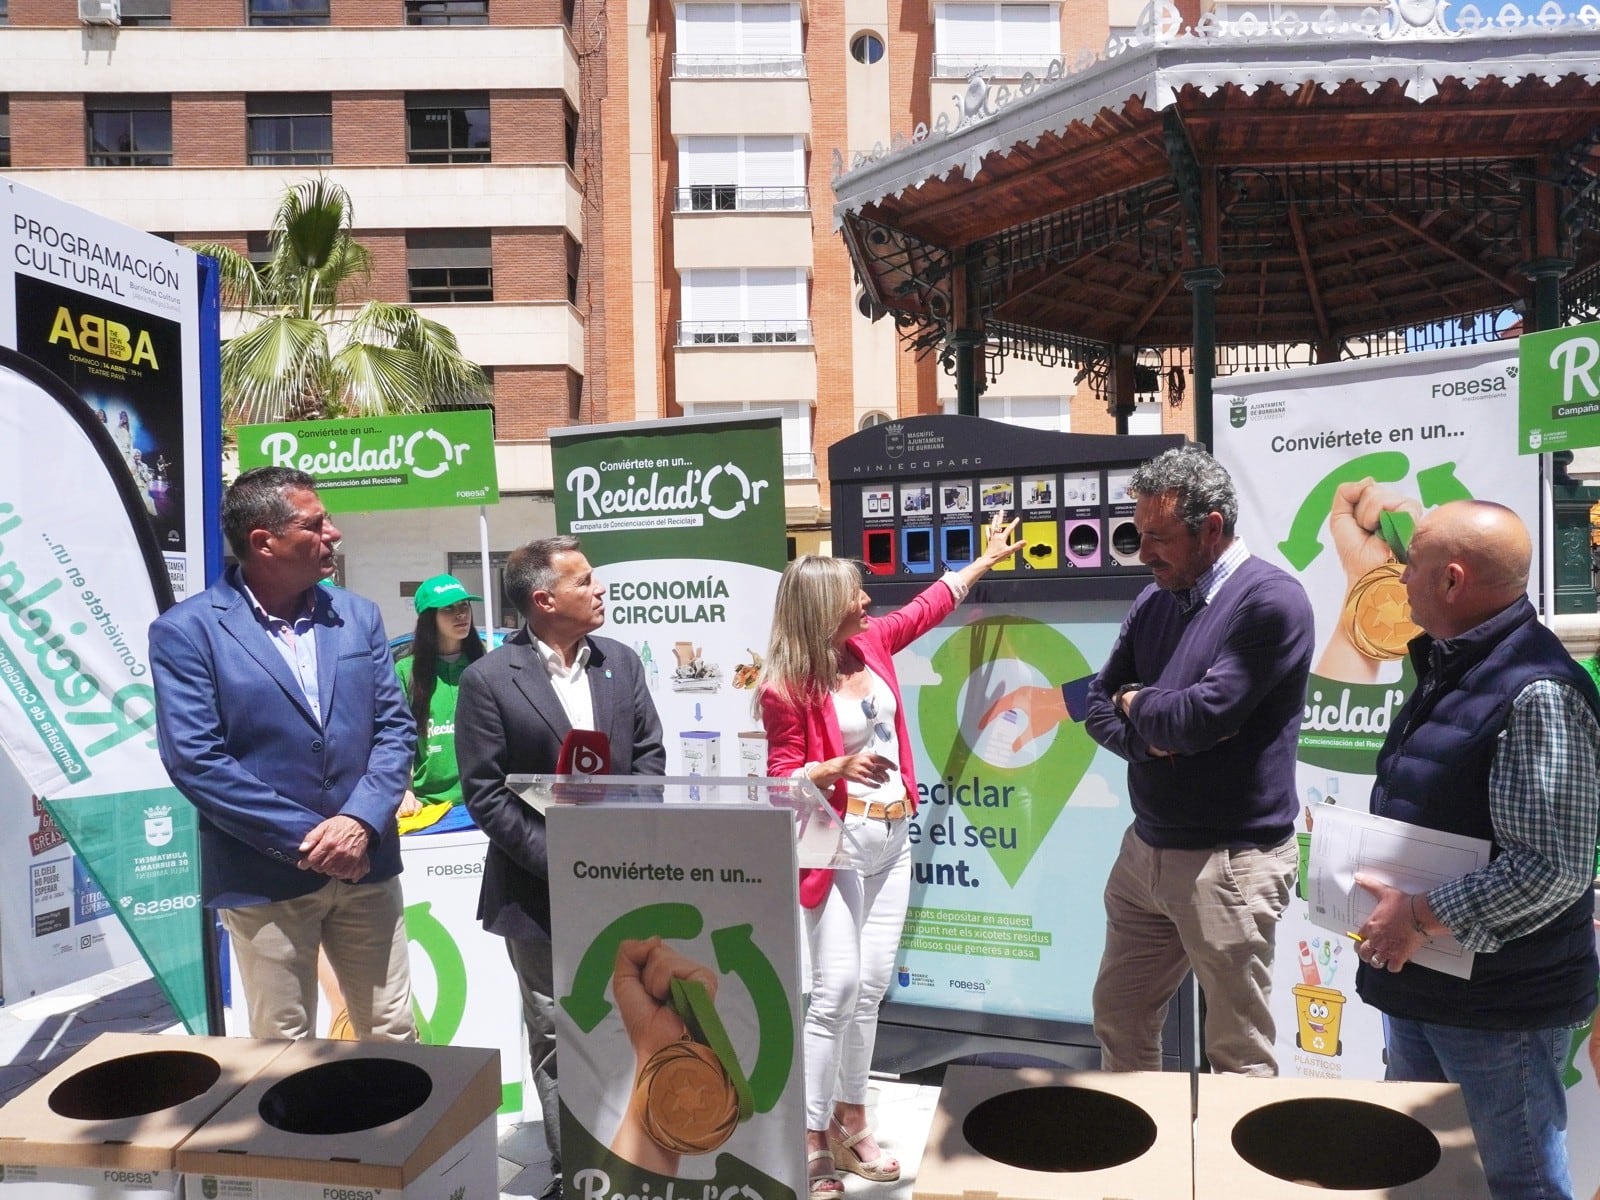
[191,243,266,310]
[221,316,331,425]
[330,343,431,415]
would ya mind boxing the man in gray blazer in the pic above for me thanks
[456,535,664,1197]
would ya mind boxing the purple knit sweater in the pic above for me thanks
[1084,556,1314,849]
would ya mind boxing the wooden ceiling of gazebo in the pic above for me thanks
[834,28,1600,365]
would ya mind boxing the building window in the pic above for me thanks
[674,3,805,78]
[939,393,1070,431]
[565,235,580,305]
[404,0,487,21]
[119,0,172,25]
[933,2,1059,78]
[682,398,814,478]
[676,135,807,211]
[0,0,9,23]
[0,98,9,169]
[564,101,578,169]
[247,0,330,24]
[407,230,493,303]
[679,267,809,345]
[850,31,884,63]
[246,94,332,166]
[859,410,892,430]
[86,96,172,167]
[406,92,490,164]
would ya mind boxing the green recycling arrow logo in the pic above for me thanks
[405,901,468,1045]
[1279,453,1475,570]
[561,903,794,1113]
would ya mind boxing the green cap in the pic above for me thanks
[414,573,482,614]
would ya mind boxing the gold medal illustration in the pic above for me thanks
[632,976,754,1156]
[1340,510,1420,661]
[1341,561,1420,660]
[635,1040,740,1154]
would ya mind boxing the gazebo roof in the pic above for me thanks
[833,11,1600,365]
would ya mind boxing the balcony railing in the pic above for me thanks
[671,53,807,78]
[783,451,817,479]
[931,52,1063,78]
[676,319,814,346]
[673,185,810,212]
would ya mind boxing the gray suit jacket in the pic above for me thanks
[456,627,665,940]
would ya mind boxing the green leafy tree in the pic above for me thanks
[194,177,490,426]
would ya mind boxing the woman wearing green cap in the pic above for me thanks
[395,573,487,831]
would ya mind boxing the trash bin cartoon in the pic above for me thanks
[1292,984,1346,1057]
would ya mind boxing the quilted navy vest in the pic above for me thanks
[1357,597,1599,1031]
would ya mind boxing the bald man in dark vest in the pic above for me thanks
[1353,500,1600,1200]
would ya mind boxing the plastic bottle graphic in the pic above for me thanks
[640,640,659,692]
[1298,939,1321,986]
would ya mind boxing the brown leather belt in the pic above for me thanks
[845,796,910,821]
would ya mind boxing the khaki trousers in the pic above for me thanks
[220,875,417,1042]
[1092,825,1297,1075]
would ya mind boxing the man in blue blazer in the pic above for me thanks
[150,467,417,1040]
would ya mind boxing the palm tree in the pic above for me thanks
[194,177,490,426]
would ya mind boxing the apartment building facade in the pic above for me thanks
[0,0,1195,616]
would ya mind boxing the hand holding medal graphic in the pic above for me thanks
[610,937,751,1174]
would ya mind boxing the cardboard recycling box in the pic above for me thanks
[0,1032,290,1199]
[1196,1073,1486,1198]
[177,1038,500,1199]
[913,1066,1192,1200]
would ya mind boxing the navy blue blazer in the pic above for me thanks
[149,565,416,907]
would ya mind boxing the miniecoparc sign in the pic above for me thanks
[237,409,499,512]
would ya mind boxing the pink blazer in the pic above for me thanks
[759,578,958,908]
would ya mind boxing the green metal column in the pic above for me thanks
[1521,256,1574,334]
[953,331,982,417]
[1184,266,1224,449]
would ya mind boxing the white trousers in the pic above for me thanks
[803,813,911,1131]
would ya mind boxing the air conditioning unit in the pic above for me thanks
[79,0,121,25]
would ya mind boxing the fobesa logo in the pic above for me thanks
[566,463,770,522]
[47,305,159,368]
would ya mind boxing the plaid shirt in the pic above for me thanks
[1427,677,1600,953]
[1177,537,1250,614]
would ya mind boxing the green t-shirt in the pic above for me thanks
[395,653,471,807]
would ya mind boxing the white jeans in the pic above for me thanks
[803,813,911,1131]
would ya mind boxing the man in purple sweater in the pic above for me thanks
[1085,445,1313,1075]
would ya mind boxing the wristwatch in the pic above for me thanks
[1113,682,1142,715]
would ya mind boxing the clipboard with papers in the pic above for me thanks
[1305,803,1490,980]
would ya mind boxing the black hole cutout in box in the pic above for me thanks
[1231,1098,1442,1190]
[50,1051,222,1121]
[961,1086,1157,1172]
[258,1058,434,1135]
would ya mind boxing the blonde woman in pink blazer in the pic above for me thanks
[757,514,1024,1198]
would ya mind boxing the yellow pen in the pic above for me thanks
[1344,930,1364,943]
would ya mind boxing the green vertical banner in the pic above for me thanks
[1519,320,1600,454]
[550,414,786,777]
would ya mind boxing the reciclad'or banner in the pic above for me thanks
[549,802,803,1200]
[549,414,786,778]
[1214,341,1544,1084]
[0,178,217,1028]
[236,409,500,512]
